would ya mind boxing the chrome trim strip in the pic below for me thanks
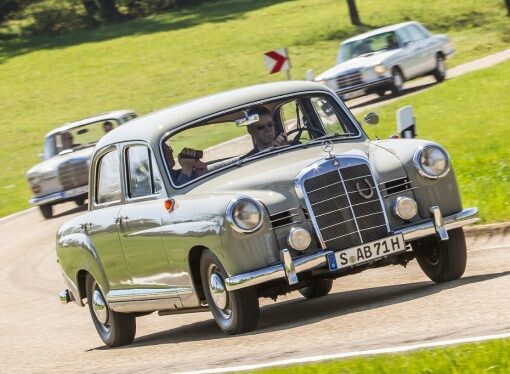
[383,187,418,198]
[378,176,411,186]
[379,180,412,192]
[270,220,303,230]
[270,207,300,216]
[106,287,192,303]
[224,207,478,291]
[270,212,301,222]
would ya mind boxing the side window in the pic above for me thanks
[278,100,309,142]
[310,97,342,135]
[407,25,427,41]
[126,145,162,198]
[96,150,121,204]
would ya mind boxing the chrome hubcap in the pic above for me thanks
[394,72,403,88]
[209,272,228,310]
[92,289,108,325]
[438,59,445,74]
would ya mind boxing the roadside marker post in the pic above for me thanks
[264,48,291,80]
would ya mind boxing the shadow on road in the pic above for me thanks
[50,203,88,219]
[94,270,510,350]
[347,81,438,111]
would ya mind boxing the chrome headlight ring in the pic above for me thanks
[413,144,451,179]
[226,196,264,233]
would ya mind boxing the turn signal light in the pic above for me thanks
[164,199,174,211]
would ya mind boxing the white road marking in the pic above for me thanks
[177,332,510,374]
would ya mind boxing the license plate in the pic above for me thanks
[342,88,366,100]
[64,185,88,197]
[327,235,406,271]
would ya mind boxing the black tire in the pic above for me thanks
[298,278,333,299]
[375,89,387,97]
[200,249,259,334]
[39,204,53,219]
[433,54,446,82]
[391,68,404,97]
[75,197,86,206]
[412,228,467,283]
[85,274,136,347]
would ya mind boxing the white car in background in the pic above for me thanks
[315,21,454,99]
[26,110,137,218]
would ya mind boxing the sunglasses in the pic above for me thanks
[255,122,274,130]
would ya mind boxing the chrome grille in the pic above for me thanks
[336,70,362,90]
[58,159,89,190]
[303,163,387,250]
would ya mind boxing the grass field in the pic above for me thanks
[0,0,509,217]
[254,337,510,373]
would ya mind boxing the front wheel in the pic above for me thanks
[391,68,404,97]
[412,228,467,283]
[299,278,333,299]
[85,274,136,347]
[39,204,53,219]
[433,55,446,82]
[200,250,259,334]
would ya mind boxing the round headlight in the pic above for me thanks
[226,197,263,233]
[393,197,418,220]
[287,227,312,251]
[374,64,386,75]
[413,145,450,179]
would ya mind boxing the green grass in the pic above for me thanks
[0,0,509,217]
[252,338,510,373]
[358,60,510,223]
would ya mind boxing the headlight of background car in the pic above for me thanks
[27,173,42,193]
[374,64,386,75]
[413,145,450,179]
[226,197,264,233]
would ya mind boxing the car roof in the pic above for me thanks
[45,110,136,137]
[96,81,333,150]
[341,21,419,44]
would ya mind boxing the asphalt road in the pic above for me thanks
[1,203,509,373]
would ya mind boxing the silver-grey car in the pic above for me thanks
[315,21,454,99]
[56,81,477,347]
[26,110,137,218]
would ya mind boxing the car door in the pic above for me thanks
[88,147,132,291]
[403,24,434,77]
[117,144,172,291]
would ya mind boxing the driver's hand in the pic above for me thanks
[272,133,288,147]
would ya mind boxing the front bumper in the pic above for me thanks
[335,76,393,95]
[225,207,478,291]
[29,185,88,206]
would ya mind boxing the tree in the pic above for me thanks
[506,0,510,16]
[346,0,361,26]
[79,0,123,22]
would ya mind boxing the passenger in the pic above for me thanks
[163,144,207,185]
[386,33,399,49]
[103,121,114,133]
[244,107,287,158]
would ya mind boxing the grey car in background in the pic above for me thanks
[26,110,137,218]
[315,21,454,99]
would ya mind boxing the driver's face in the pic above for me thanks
[251,114,275,149]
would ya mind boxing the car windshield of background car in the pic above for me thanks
[337,32,399,63]
[165,95,356,186]
[53,119,119,156]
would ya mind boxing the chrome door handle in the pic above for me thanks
[115,216,129,223]
[80,222,92,231]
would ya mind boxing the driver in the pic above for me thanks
[244,107,287,157]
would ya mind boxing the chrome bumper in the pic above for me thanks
[225,207,479,291]
[30,185,88,206]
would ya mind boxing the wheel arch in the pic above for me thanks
[188,245,209,303]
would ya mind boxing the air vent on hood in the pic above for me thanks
[269,208,302,229]
[380,177,414,197]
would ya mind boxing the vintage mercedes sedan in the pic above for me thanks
[314,21,454,99]
[26,110,137,218]
[57,81,477,347]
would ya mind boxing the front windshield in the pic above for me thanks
[162,94,359,186]
[45,119,119,158]
[337,31,399,63]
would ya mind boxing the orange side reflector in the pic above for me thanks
[164,199,174,211]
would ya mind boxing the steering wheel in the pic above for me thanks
[286,126,325,140]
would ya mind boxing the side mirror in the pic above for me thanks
[396,105,416,138]
[362,112,379,125]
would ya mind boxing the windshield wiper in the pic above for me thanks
[310,133,357,142]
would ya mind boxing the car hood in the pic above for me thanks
[190,140,405,214]
[316,50,400,80]
[26,147,93,178]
